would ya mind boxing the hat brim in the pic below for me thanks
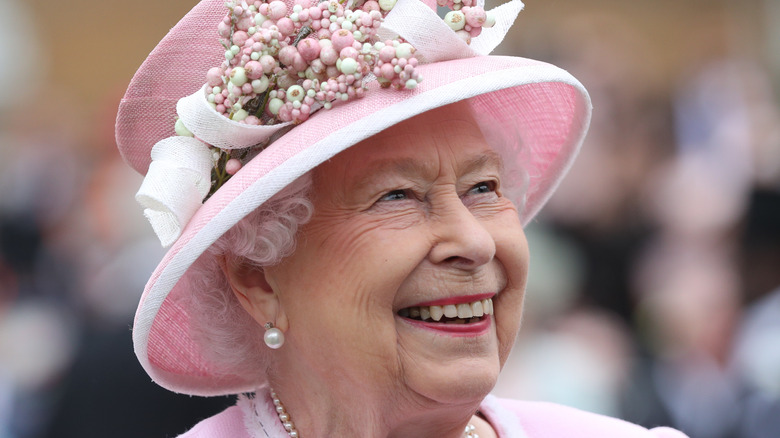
[117,1,591,397]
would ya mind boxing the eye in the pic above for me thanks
[379,189,409,202]
[467,181,497,196]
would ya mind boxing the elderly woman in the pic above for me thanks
[116,0,689,436]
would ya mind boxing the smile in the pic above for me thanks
[397,298,494,324]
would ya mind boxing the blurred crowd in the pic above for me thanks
[0,0,778,437]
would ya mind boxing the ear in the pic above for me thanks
[219,257,289,332]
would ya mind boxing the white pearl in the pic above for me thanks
[230,67,248,86]
[231,109,249,121]
[444,11,466,31]
[264,327,285,348]
[484,11,496,28]
[267,98,284,115]
[378,0,396,11]
[252,76,269,94]
[395,42,414,59]
[174,119,194,137]
[339,58,359,75]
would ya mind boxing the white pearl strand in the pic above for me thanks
[270,389,479,438]
[271,390,300,438]
[464,424,479,438]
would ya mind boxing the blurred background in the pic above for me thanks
[0,0,778,437]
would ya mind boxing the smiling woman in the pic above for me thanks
[115,0,688,436]
[228,105,529,435]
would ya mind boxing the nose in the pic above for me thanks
[428,195,496,270]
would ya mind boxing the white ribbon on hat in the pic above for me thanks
[136,86,294,247]
[177,85,294,150]
[136,137,214,247]
[379,0,524,62]
[137,0,524,247]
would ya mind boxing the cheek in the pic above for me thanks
[490,213,528,364]
[275,216,433,316]
[490,206,528,286]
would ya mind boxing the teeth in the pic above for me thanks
[472,300,484,317]
[399,298,494,322]
[457,303,473,319]
[443,305,458,318]
[429,305,444,321]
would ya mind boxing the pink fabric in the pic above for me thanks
[176,395,689,437]
[482,397,690,438]
[177,405,249,438]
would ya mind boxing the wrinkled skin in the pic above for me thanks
[228,101,529,438]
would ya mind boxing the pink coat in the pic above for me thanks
[177,393,688,438]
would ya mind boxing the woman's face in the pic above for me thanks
[265,102,529,409]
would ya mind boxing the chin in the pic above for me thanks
[409,354,501,406]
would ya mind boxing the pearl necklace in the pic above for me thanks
[270,389,479,438]
[271,389,300,438]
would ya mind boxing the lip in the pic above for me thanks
[398,314,492,337]
[411,293,495,308]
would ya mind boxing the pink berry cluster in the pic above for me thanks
[204,0,425,127]
[438,0,496,44]
[194,0,495,196]
[436,0,474,10]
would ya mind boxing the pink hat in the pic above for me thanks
[116,0,591,396]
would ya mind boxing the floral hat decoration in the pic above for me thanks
[116,0,592,395]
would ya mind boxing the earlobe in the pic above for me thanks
[219,256,288,332]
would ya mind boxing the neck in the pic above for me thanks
[267,370,485,438]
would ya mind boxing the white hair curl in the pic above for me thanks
[186,173,314,382]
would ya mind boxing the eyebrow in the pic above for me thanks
[355,149,505,187]
[462,149,505,176]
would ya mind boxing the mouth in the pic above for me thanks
[397,298,494,324]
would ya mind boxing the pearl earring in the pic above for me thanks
[264,322,285,349]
